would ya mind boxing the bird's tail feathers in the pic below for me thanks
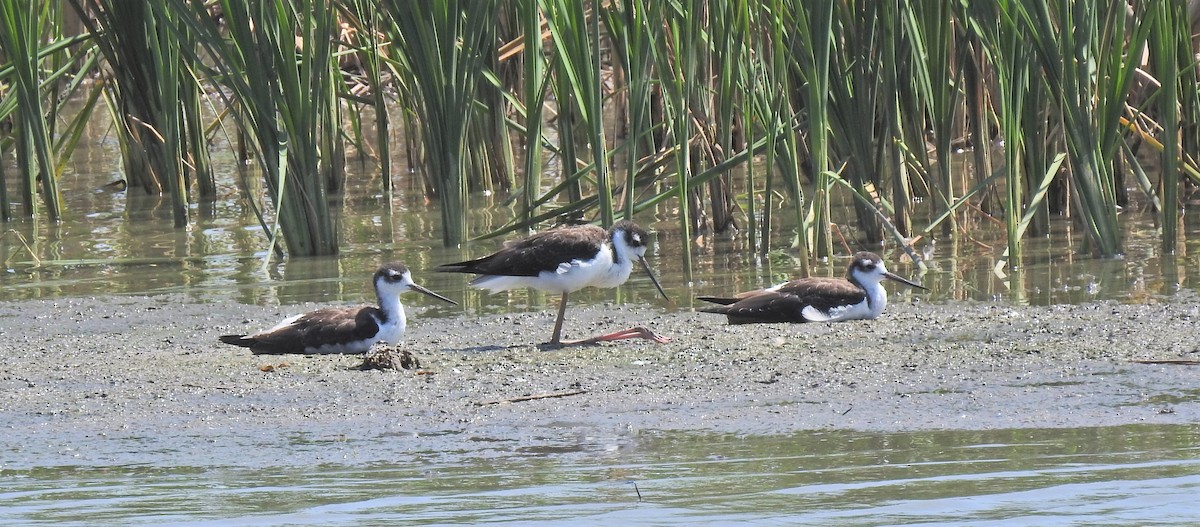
[697,305,733,314]
[434,262,473,273]
[219,334,253,347]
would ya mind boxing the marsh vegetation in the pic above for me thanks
[0,0,1197,271]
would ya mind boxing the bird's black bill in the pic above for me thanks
[638,258,671,301]
[883,271,928,290]
[411,283,458,305]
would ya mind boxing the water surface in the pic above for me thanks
[3,128,1198,310]
[2,425,1197,526]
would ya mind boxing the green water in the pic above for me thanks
[3,425,1198,525]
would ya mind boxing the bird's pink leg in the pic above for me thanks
[548,291,570,346]
[559,326,671,345]
[545,291,669,347]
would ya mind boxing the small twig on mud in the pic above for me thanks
[475,389,587,406]
[1130,359,1200,366]
[182,383,235,390]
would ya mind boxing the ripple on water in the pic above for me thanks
[2,424,1198,525]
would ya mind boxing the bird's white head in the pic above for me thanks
[607,221,669,301]
[846,251,926,291]
[374,262,457,307]
[609,220,650,261]
[848,252,888,286]
[375,263,416,296]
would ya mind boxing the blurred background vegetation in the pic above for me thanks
[0,0,1197,274]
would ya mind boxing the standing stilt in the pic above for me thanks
[436,221,671,345]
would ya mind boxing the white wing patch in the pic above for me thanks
[266,313,305,332]
[805,299,871,322]
[801,306,833,322]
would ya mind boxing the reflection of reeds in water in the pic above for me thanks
[7,1,1200,267]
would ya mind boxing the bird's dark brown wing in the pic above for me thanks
[699,277,867,324]
[696,287,772,306]
[699,291,811,324]
[436,225,607,277]
[229,306,380,354]
[774,278,867,315]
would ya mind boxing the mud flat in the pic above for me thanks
[1,294,1197,468]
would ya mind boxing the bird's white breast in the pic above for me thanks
[804,283,888,322]
[304,341,372,354]
[805,298,870,322]
[373,311,406,345]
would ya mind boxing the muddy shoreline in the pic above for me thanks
[2,294,1198,469]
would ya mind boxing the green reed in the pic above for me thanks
[738,0,757,252]
[904,0,958,239]
[1019,0,1147,257]
[342,0,392,192]
[71,0,202,227]
[790,0,833,261]
[381,0,497,246]
[6,0,1199,271]
[542,0,612,225]
[1149,0,1182,253]
[747,0,781,255]
[516,0,550,227]
[658,0,706,275]
[177,0,343,256]
[704,1,740,239]
[826,1,891,248]
[471,5,517,199]
[602,0,663,221]
[0,0,74,221]
[966,0,1027,266]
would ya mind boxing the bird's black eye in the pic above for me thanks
[625,229,647,247]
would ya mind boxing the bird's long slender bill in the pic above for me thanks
[884,271,928,290]
[638,258,671,301]
[411,283,459,305]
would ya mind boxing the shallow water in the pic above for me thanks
[2,425,1198,526]
[2,131,1198,311]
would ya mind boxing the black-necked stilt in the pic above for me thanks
[436,220,671,346]
[697,251,926,324]
[219,262,456,354]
